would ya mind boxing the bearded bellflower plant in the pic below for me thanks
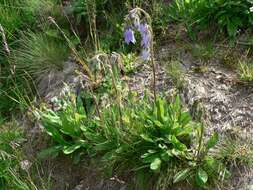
[124,8,157,101]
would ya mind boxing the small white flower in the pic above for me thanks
[20,160,31,171]
[250,6,253,12]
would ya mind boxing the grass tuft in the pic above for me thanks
[166,60,185,90]
[13,31,70,82]
[238,60,253,82]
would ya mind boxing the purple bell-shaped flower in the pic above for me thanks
[124,28,136,45]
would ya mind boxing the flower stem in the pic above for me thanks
[135,7,157,102]
[48,17,94,81]
[150,34,157,102]
[0,24,10,56]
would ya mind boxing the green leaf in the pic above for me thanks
[196,168,208,187]
[63,143,82,155]
[176,125,193,136]
[83,130,105,143]
[42,119,68,145]
[204,156,218,171]
[122,114,130,124]
[206,132,219,150]
[148,149,157,154]
[179,112,192,126]
[156,98,165,122]
[80,125,87,132]
[171,148,182,157]
[141,151,158,163]
[173,168,191,183]
[94,140,116,152]
[161,150,173,161]
[75,113,86,122]
[150,158,162,172]
[227,17,241,38]
[140,134,154,143]
[174,95,181,114]
[59,111,81,137]
[153,120,163,127]
[171,135,187,151]
[102,149,115,161]
[76,96,86,115]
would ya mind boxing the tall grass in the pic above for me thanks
[13,31,69,82]
[0,0,25,39]
[0,0,66,115]
[0,0,62,40]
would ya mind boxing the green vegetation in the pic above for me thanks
[0,122,39,190]
[0,121,55,190]
[190,42,216,63]
[0,0,253,189]
[215,137,253,167]
[238,60,253,82]
[168,0,253,38]
[39,93,227,189]
[13,31,69,81]
[166,60,185,89]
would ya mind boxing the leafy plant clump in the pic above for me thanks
[168,0,253,38]
[39,93,228,189]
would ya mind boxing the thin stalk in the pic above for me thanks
[109,65,123,128]
[196,123,204,160]
[87,0,99,52]
[134,7,157,102]
[92,95,102,121]
[150,29,157,102]
[0,24,10,56]
[48,17,94,81]
[0,24,10,75]
[93,53,123,127]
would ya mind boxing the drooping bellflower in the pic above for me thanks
[124,10,152,62]
[124,28,136,44]
[141,33,151,48]
[139,23,151,48]
[139,23,148,34]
